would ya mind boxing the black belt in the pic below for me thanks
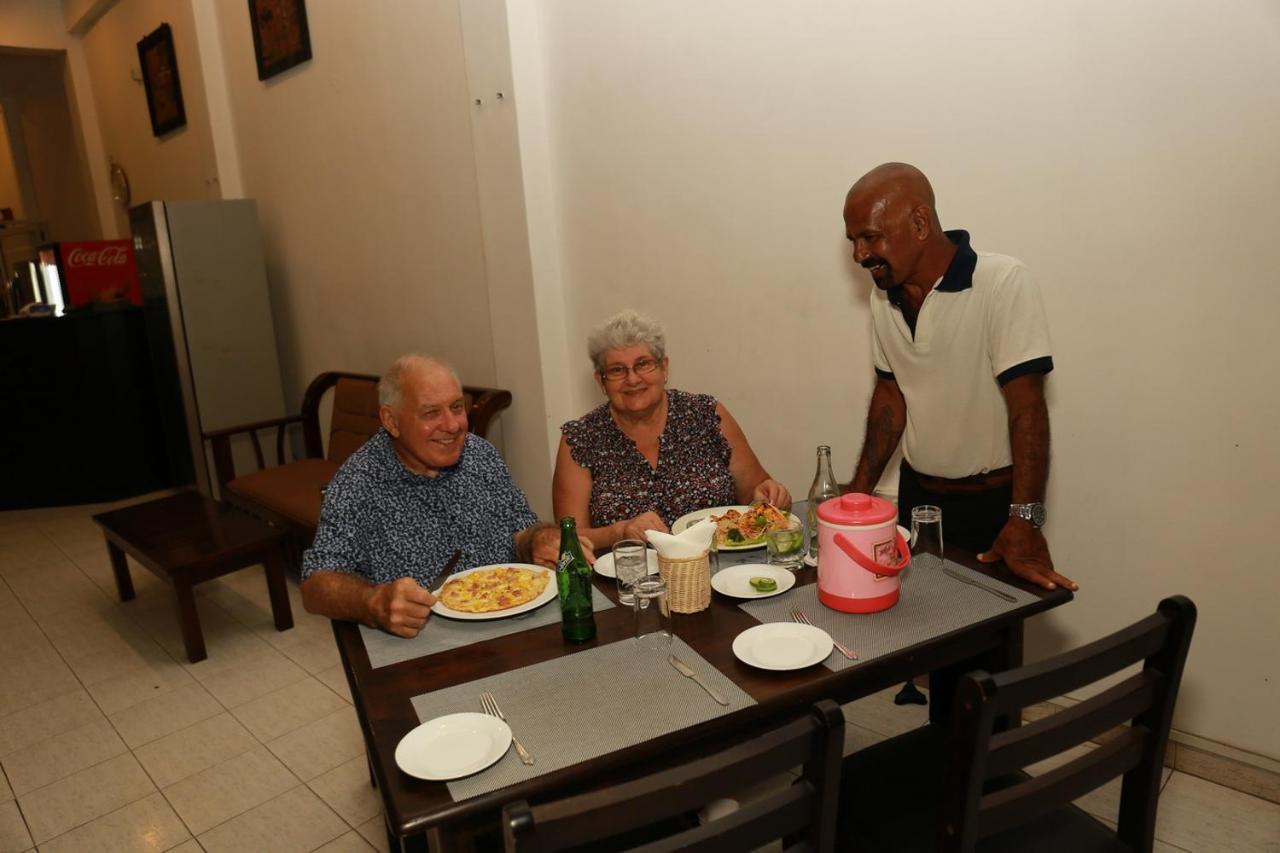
[913,465,1013,494]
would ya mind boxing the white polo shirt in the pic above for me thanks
[870,230,1053,479]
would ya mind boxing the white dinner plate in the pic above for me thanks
[395,712,511,780]
[593,549,660,579]
[732,623,834,671]
[430,563,557,621]
[671,506,803,551]
[711,564,797,599]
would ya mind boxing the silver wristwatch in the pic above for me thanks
[1009,502,1046,528]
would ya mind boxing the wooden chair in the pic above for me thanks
[502,700,844,853]
[837,595,1197,853]
[204,371,512,565]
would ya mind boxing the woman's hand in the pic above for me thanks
[620,511,669,542]
[751,479,792,509]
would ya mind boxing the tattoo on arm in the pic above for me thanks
[851,381,906,492]
[1004,376,1050,504]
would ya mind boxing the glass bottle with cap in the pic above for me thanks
[807,445,841,562]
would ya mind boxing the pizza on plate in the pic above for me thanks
[437,566,551,613]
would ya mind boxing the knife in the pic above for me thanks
[669,655,729,705]
[942,564,1017,603]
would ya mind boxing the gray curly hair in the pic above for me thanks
[378,354,460,410]
[586,309,667,372]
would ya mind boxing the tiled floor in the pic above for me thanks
[2,497,1277,852]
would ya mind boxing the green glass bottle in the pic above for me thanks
[556,517,596,643]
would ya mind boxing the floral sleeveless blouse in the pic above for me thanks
[562,389,737,528]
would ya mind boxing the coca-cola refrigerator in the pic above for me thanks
[36,240,143,314]
[130,199,287,495]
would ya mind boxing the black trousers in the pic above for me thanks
[896,460,1012,555]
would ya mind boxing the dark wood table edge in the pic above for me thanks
[332,554,1072,840]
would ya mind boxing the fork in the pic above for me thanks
[481,691,534,766]
[790,608,858,660]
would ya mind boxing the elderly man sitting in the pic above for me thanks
[300,354,584,637]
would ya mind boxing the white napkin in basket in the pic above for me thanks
[646,519,715,558]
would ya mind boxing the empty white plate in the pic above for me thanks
[711,564,796,599]
[593,549,659,579]
[732,623,834,671]
[395,712,511,780]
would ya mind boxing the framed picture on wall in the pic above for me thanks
[248,0,313,81]
[137,23,187,137]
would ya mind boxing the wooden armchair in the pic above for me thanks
[204,371,512,564]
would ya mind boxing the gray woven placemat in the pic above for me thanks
[361,588,615,669]
[407,636,754,800]
[738,559,1039,672]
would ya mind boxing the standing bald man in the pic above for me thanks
[843,163,1076,591]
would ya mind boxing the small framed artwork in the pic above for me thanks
[137,23,187,137]
[248,0,313,81]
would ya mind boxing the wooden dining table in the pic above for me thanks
[332,545,1072,852]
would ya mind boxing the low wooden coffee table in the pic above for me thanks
[93,490,293,663]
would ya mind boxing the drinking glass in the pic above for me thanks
[612,539,649,606]
[765,521,806,571]
[910,505,944,572]
[633,575,672,650]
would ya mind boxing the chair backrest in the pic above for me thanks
[938,595,1197,852]
[328,376,382,465]
[502,700,845,853]
[298,371,513,466]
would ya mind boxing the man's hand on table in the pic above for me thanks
[978,519,1078,592]
[529,524,596,568]
[751,479,792,508]
[367,577,437,638]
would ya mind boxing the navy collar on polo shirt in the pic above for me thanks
[886,230,976,336]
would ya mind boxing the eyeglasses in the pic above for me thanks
[601,357,661,382]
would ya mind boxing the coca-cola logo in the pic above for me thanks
[66,246,130,267]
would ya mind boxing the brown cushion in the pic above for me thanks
[329,378,381,465]
[226,458,340,530]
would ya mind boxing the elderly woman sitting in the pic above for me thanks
[553,309,791,548]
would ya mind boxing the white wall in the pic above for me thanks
[0,101,24,216]
[207,0,506,481]
[519,0,1280,760]
[0,0,111,237]
[0,51,100,240]
[80,0,220,236]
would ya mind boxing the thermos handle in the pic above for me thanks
[833,531,911,577]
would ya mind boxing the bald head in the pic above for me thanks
[846,162,938,227]
[843,163,953,291]
[378,354,460,412]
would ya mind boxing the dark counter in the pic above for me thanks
[0,305,187,509]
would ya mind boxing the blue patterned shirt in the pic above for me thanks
[301,430,540,588]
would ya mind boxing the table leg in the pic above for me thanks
[174,581,207,663]
[263,548,294,632]
[106,540,135,602]
[928,624,1025,728]
[990,623,1025,732]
